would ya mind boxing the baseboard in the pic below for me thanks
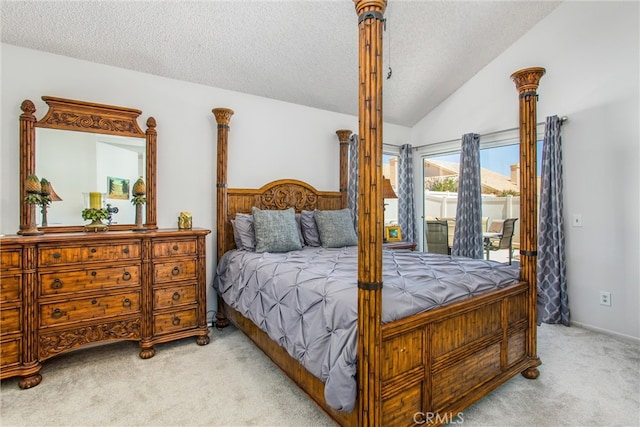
[570,321,640,344]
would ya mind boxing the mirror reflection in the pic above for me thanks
[35,128,146,227]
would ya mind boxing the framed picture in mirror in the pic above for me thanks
[384,225,402,242]
[107,176,130,200]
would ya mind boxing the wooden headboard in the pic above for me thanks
[211,106,352,261]
[221,179,344,255]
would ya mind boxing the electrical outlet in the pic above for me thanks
[599,291,611,307]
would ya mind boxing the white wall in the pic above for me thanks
[409,1,639,339]
[96,142,138,224]
[0,43,410,320]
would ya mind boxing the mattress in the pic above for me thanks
[213,246,519,412]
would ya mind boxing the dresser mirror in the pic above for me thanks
[19,96,157,233]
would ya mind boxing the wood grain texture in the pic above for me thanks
[355,1,387,424]
[0,228,210,387]
[511,67,545,379]
[336,129,352,207]
[213,108,234,262]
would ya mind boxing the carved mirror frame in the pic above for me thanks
[19,96,157,233]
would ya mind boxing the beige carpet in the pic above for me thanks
[1,324,638,427]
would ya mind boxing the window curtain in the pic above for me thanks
[452,133,483,259]
[347,134,359,231]
[397,144,418,244]
[538,115,569,325]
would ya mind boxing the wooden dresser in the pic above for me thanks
[0,228,210,388]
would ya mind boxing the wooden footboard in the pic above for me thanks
[218,279,537,427]
[379,280,535,426]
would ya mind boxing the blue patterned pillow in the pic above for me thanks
[314,208,358,248]
[252,207,302,253]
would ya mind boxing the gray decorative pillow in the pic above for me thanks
[314,208,358,248]
[300,210,321,247]
[230,213,255,251]
[294,213,305,246]
[252,207,302,253]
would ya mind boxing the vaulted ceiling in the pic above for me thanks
[1,1,560,127]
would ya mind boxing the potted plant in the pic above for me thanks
[82,207,109,232]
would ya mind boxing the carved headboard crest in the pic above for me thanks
[256,182,318,212]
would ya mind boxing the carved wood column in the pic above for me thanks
[195,233,211,345]
[139,236,155,359]
[336,129,352,208]
[212,108,233,329]
[511,67,545,379]
[19,100,37,234]
[355,1,386,425]
[212,108,234,261]
[145,117,158,229]
[19,244,42,388]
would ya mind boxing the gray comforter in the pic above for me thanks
[213,246,519,412]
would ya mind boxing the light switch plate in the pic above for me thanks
[572,214,583,227]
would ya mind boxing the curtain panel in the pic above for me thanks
[398,144,418,244]
[452,133,483,259]
[538,115,569,325]
[347,134,359,232]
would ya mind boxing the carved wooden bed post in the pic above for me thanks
[354,1,386,425]
[511,67,545,379]
[336,129,352,208]
[212,107,234,328]
[18,100,37,234]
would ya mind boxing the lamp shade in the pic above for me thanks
[382,176,398,199]
[47,183,63,201]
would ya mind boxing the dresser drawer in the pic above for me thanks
[0,307,22,335]
[38,242,141,267]
[1,249,21,271]
[153,307,197,335]
[0,275,22,303]
[153,284,197,309]
[153,239,197,258]
[153,260,196,284]
[0,338,21,366]
[39,265,140,296]
[39,291,140,328]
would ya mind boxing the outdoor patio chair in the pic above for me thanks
[425,220,449,255]
[484,218,518,264]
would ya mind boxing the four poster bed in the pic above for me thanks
[211,2,545,426]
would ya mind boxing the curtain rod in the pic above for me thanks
[412,116,568,150]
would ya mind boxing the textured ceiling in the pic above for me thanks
[1,1,560,127]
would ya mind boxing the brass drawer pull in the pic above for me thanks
[51,308,66,319]
[171,266,180,276]
[92,299,98,305]
[51,278,63,289]
[123,248,130,254]
[172,316,181,326]
[172,292,181,301]
[90,248,97,253]
[122,298,132,308]
[122,271,132,281]
[173,245,179,251]
[52,253,61,259]
[91,271,97,277]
